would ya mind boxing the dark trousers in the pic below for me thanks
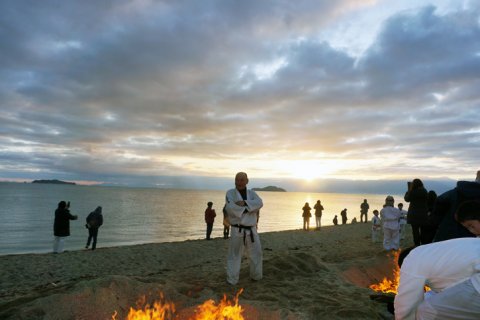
[411,224,435,246]
[223,226,230,239]
[360,212,368,223]
[86,228,99,250]
[206,223,213,240]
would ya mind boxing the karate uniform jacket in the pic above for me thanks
[225,188,263,226]
[394,238,480,320]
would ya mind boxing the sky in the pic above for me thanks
[1,0,479,190]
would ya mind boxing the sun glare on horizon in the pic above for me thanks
[275,160,341,182]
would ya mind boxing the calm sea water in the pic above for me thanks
[0,182,403,255]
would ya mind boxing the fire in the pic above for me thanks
[112,289,245,320]
[369,250,430,294]
[369,250,400,294]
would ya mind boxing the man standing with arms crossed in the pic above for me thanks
[224,172,263,285]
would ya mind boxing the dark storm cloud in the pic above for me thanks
[0,0,479,185]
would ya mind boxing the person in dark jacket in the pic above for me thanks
[431,171,480,242]
[53,201,78,253]
[204,201,216,240]
[404,178,429,246]
[85,206,103,250]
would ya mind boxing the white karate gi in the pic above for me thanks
[371,215,382,243]
[225,188,263,285]
[394,238,480,320]
[380,206,402,250]
[398,208,408,240]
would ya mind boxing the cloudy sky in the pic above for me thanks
[1,0,479,189]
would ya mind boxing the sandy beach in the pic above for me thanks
[0,223,410,319]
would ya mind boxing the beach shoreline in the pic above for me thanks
[0,223,408,319]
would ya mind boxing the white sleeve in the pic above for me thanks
[245,190,263,212]
[225,189,245,220]
[394,270,427,320]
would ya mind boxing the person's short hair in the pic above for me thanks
[455,200,480,222]
[207,201,213,206]
[58,201,67,209]
[398,246,415,268]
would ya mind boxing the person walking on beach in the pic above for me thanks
[224,172,263,285]
[314,200,324,229]
[341,208,348,225]
[85,206,103,250]
[404,178,429,246]
[371,210,381,243]
[380,196,402,251]
[53,201,78,253]
[397,203,408,240]
[302,202,312,230]
[204,201,216,240]
[333,215,338,225]
[360,199,370,223]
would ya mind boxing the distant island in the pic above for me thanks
[252,186,286,192]
[32,179,76,185]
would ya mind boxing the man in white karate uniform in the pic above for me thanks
[394,238,480,320]
[225,172,263,285]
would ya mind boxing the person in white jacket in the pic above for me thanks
[380,195,402,251]
[224,172,263,285]
[394,238,480,320]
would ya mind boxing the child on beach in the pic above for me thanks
[371,210,381,243]
[397,203,408,240]
[380,196,402,251]
[333,215,338,225]
[204,201,216,240]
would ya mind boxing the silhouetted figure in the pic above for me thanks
[360,199,370,223]
[404,178,429,246]
[314,200,324,229]
[222,204,230,239]
[204,201,216,240]
[333,215,338,225]
[85,206,103,250]
[341,208,348,225]
[53,201,78,253]
[302,202,312,230]
[431,170,480,242]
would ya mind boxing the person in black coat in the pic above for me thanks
[85,206,103,250]
[404,179,429,246]
[53,201,78,253]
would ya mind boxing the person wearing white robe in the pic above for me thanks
[225,172,263,285]
[380,195,402,251]
[394,238,480,320]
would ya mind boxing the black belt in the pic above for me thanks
[232,224,255,244]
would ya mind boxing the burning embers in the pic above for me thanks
[112,289,245,320]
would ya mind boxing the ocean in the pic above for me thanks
[0,182,403,255]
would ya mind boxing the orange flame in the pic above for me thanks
[112,290,245,320]
[369,250,430,294]
[369,250,400,294]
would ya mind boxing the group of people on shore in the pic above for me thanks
[392,171,480,319]
[53,201,103,253]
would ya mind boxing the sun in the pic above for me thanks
[275,160,339,182]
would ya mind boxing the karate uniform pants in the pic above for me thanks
[416,278,480,320]
[383,227,400,250]
[227,226,262,285]
[53,236,66,253]
[372,228,381,243]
